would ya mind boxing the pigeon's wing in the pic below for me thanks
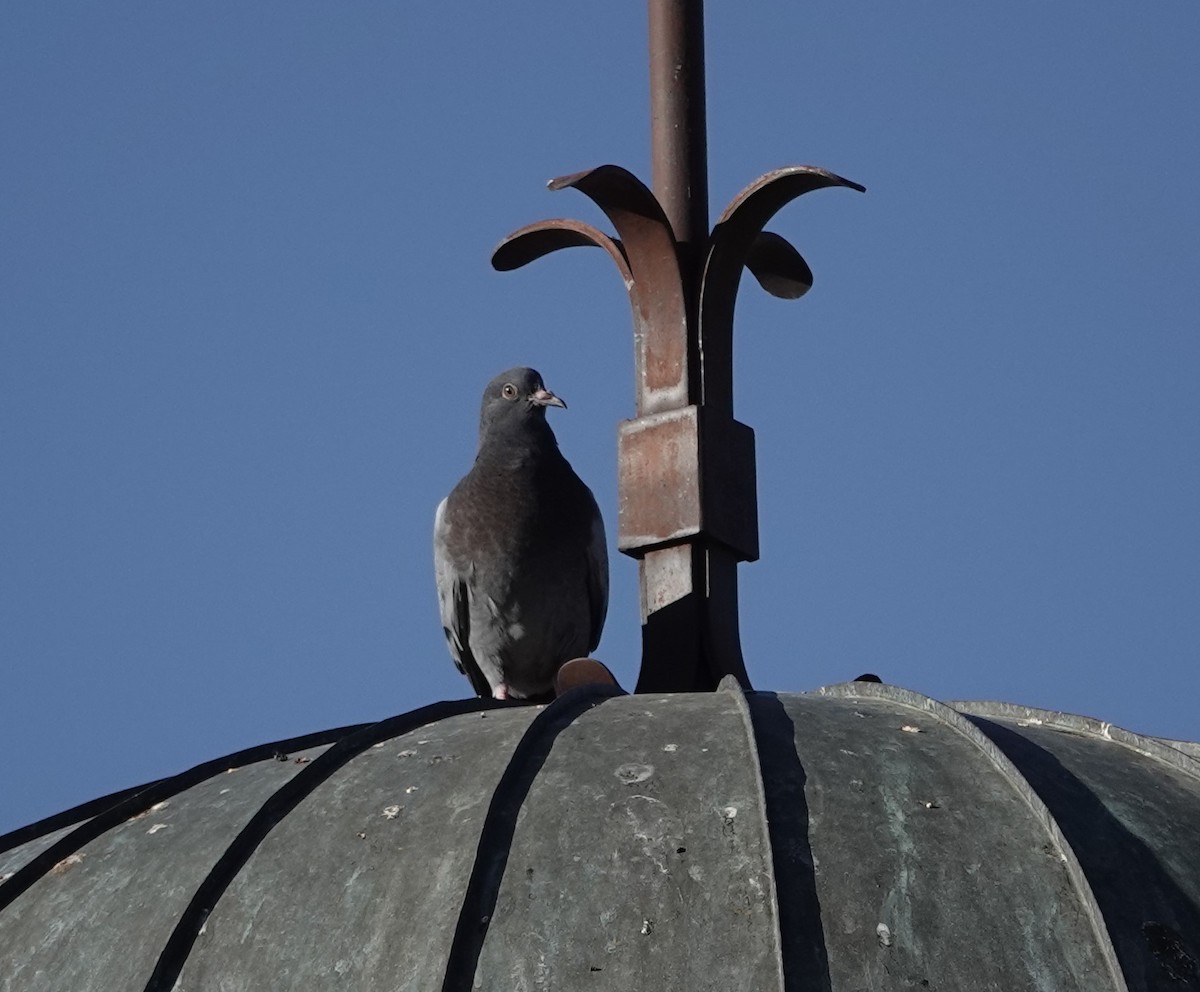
[433,497,490,697]
[584,500,609,653]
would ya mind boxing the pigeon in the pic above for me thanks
[434,367,608,701]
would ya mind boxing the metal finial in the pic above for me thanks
[492,0,864,692]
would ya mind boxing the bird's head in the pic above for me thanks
[478,367,566,443]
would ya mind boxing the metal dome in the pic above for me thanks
[2,679,1197,991]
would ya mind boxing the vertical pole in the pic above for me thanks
[647,0,708,411]
[637,0,750,693]
[648,0,709,266]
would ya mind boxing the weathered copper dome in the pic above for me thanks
[3,679,1197,990]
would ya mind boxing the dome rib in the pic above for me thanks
[721,678,788,992]
[0,721,371,914]
[440,683,624,992]
[143,698,501,992]
[818,681,1129,992]
[949,700,1200,785]
[744,691,833,992]
[0,783,153,856]
[1168,740,1200,762]
[951,701,1200,990]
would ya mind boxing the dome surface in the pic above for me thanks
[1,680,1197,991]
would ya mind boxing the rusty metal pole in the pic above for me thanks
[491,0,864,694]
[637,0,747,692]
[649,0,708,279]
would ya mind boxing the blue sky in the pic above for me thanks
[3,3,1198,833]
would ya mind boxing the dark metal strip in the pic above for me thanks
[1,783,153,856]
[718,677,788,992]
[948,699,1200,785]
[743,690,835,992]
[0,721,371,905]
[141,698,506,992]
[439,683,624,992]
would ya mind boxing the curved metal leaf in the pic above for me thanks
[549,165,689,414]
[491,219,631,284]
[698,166,865,411]
[745,231,813,300]
[715,166,864,234]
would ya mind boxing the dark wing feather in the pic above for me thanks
[433,497,490,697]
[584,500,609,653]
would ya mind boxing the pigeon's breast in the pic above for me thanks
[452,461,592,578]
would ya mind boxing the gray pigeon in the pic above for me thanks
[433,367,608,701]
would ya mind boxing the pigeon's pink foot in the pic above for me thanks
[492,685,509,701]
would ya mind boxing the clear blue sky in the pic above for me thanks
[3,3,1197,834]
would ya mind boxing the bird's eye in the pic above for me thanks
[502,383,518,401]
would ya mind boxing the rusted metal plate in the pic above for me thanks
[618,408,702,553]
[618,405,758,562]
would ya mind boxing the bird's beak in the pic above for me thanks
[531,387,567,410]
